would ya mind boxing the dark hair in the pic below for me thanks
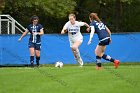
[30,15,39,22]
[89,13,101,22]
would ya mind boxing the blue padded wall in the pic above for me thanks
[0,33,140,65]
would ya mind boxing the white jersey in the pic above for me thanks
[63,21,85,47]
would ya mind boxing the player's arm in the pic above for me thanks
[105,26,111,36]
[39,28,44,35]
[61,28,67,34]
[79,22,90,32]
[88,26,95,45]
[105,26,112,43]
[18,29,28,42]
[61,23,68,34]
[34,28,44,35]
[84,22,90,32]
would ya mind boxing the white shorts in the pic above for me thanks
[68,34,83,47]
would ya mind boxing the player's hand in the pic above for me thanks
[88,40,92,45]
[61,31,65,34]
[18,38,21,42]
[61,30,67,34]
[86,27,90,32]
[33,32,38,35]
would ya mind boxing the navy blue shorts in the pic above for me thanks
[98,38,110,46]
[28,42,41,50]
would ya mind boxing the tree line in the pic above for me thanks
[0,0,140,33]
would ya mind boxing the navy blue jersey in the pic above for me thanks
[27,24,43,43]
[90,21,110,40]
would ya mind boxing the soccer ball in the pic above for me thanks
[55,61,63,68]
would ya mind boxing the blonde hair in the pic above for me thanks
[68,13,76,19]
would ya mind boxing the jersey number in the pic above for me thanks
[96,23,105,30]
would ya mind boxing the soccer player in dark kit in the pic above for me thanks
[88,13,120,70]
[18,15,44,67]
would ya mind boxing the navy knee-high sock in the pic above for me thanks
[102,54,115,62]
[30,56,34,65]
[36,57,40,66]
[96,56,101,67]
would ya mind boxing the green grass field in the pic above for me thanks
[0,64,140,93]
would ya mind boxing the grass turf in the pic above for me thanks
[0,64,140,93]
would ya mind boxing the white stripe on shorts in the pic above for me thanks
[99,37,110,42]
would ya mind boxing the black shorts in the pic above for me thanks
[98,38,110,46]
[28,41,41,50]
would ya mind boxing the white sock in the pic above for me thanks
[79,57,83,66]
[75,49,83,66]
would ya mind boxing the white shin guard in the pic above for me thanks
[75,49,83,66]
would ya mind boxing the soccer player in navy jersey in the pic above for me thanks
[88,13,120,69]
[18,15,44,67]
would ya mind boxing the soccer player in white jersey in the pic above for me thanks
[61,14,90,67]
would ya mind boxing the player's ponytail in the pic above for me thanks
[89,13,101,22]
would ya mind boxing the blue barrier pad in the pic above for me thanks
[0,33,140,65]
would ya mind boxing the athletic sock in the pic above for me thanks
[102,54,115,62]
[30,56,34,66]
[79,57,83,66]
[36,57,40,66]
[75,49,83,66]
[96,56,101,67]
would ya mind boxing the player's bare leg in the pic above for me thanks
[95,45,106,69]
[95,45,120,69]
[71,41,83,66]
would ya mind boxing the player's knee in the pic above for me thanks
[36,54,40,57]
[71,46,78,51]
[101,48,105,53]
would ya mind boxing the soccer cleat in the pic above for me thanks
[76,57,84,67]
[114,60,120,69]
[79,63,83,67]
[30,63,34,67]
[79,65,83,67]
[36,61,39,67]
[30,61,34,67]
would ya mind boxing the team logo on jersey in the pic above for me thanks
[69,29,79,32]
